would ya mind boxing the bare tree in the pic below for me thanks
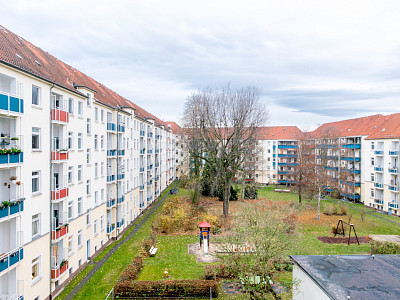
[294,131,314,204]
[183,85,267,217]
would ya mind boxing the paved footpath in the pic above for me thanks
[63,184,176,300]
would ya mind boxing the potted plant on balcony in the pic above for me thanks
[59,148,68,153]
[11,137,19,141]
[10,176,17,184]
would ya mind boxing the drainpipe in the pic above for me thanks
[49,83,55,300]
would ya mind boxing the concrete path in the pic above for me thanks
[63,184,176,300]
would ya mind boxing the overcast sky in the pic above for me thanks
[1,0,400,129]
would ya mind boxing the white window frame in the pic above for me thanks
[87,149,91,165]
[78,101,83,117]
[101,162,105,177]
[101,215,104,231]
[94,135,98,150]
[78,197,83,215]
[68,166,74,185]
[95,162,98,178]
[78,165,83,183]
[31,256,41,284]
[94,219,98,235]
[68,132,74,150]
[32,127,41,151]
[87,118,91,134]
[86,179,91,195]
[32,213,40,238]
[68,98,74,114]
[77,133,83,150]
[78,230,83,248]
[32,85,41,106]
[68,200,73,220]
[32,171,41,195]
[101,109,104,122]
[68,235,73,255]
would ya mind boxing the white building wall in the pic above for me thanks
[292,264,330,300]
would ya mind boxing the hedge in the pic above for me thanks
[117,257,143,282]
[371,240,400,254]
[114,280,218,298]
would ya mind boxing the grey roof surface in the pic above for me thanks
[291,255,400,300]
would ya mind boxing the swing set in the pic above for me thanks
[334,219,360,245]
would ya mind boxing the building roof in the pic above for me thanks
[311,114,388,138]
[256,126,303,140]
[291,255,400,299]
[164,121,182,134]
[0,25,169,127]
[365,113,400,140]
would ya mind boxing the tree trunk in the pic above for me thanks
[242,176,245,202]
[223,179,231,217]
[298,184,302,204]
[317,186,321,220]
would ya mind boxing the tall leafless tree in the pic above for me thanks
[183,85,267,217]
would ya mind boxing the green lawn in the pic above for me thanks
[137,235,204,280]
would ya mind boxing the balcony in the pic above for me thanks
[117,124,125,132]
[342,143,361,149]
[389,185,399,192]
[139,167,145,172]
[389,168,399,174]
[278,144,297,149]
[0,152,23,166]
[374,167,384,172]
[117,173,125,180]
[147,165,153,170]
[107,123,116,132]
[147,132,153,138]
[389,151,399,156]
[107,149,116,157]
[277,162,298,166]
[147,196,153,202]
[340,192,360,200]
[0,92,23,115]
[107,175,115,183]
[155,163,160,168]
[0,200,24,220]
[278,154,298,158]
[341,181,361,187]
[117,219,124,228]
[51,109,69,123]
[374,150,384,155]
[278,180,296,184]
[155,176,159,181]
[107,199,115,207]
[374,198,384,205]
[51,187,69,201]
[389,202,399,209]
[341,156,360,162]
[155,189,159,195]
[155,134,160,139]
[51,260,68,280]
[0,248,23,273]
[140,130,145,137]
[140,185,144,190]
[147,149,153,154]
[374,182,384,189]
[117,196,124,204]
[107,223,115,233]
[51,150,69,161]
[140,149,145,154]
[346,169,361,174]
[155,149,160,153]
[117,149,125,156]
[51,224,69,241]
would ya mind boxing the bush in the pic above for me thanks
[117,257,143,282]
[218,185,238,202]
[331,224,344,235]
[340,205,348,216]
[284,212,298,234]
[114,280,218,298]
[202,263,234,280]
[244,185,258,199]
[371,240,400,254]
[331,189,340,199]
[324,203,347,216]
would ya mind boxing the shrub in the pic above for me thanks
[114,280,218,298]
[244,185,258,199]
[360,208,367,222]
[284,212,298,234]
[331,189,340,199]
[340,205,348,216]
[202,263,234,280]
[117,257,143,282]
[371,240,400,254]
[218,186,239,202]
[331,224,344,235]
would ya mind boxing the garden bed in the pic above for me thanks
[317,236,370,244]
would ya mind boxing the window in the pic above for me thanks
[78,133,83,150]
[101,162,104,176]
[101,216,104,231]
[95,190,98,205]
[87,118,91,134]
[371,173,375,182]
[68,166,74,184]
[68,201,73,220]
[68,235,73,254]
[32,171,40,194]
[371,142,375,150]
[86,179,91,195]
[78,101,83,117]
[371,158,375,166]
[87,93,92,106]
[78,197,83,215]
[32,85,41,106]
[95,107,98,121]
[101,135,105,149]
[86,212,91,226]
[68,132,74,149]
[370,188,375,197]
[78,165,82,182]
[94,219,98,235]
[101,188,105,203]
[32,127,41,150]
[87,149,91,165]
[95,163,98,178]
[68,98,74,114]
[78,230,82,248]
[32,256,41,283]
[94,135,98,150]
[101,109,104,122]
[32,213,40,237]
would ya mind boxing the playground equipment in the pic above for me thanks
[334,219,360,245]
[199,221,211,254]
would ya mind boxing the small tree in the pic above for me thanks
[218,203,297,299]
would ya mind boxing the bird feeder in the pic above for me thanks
[198,221,211,252]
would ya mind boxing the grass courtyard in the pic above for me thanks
[57,184,400,299]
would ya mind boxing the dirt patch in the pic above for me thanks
[317,236,370,244]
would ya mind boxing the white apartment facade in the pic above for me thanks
[0,26,176,299]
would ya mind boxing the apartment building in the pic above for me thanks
[361,113,400,216]
[0,26,176,299]
[164,122,189,179]
[254,126,302,185]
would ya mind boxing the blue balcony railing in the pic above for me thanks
[155,149,160,153]
[117,149,125,156]
[147,132,153,138]
[0,153,24,165]
[0,248,23,273]
[374,198,384,205]
[389,168,399,174]
[389,202,399,209]
[107,149,116,157]
[0,201,24,220]
[107,199,115,207]
[107,123,116,131]
[117,219,124,228]
[147,149,152,154]
[389,151,399,156]
[140,130,145,137]
[155,163,159,168]
[342,144,361,149]
[117,124,125,132]
[278,145,297,149]
[374,150,384,155]
[107,224,115,233]
[278,154,298,158]
[117,196,124,204]
[139,167,145,172]
[389,185,399,192]
[340,192,360,200]
[140,185,144,190]
[374,182,383,188]
[0,93,24,114]
[107,175,115,182]
[278,180,296,184]
[117,173,125,180]
[374,167,384,172]
[140,149,145,154]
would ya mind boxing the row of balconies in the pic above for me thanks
[107,123,126,133]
